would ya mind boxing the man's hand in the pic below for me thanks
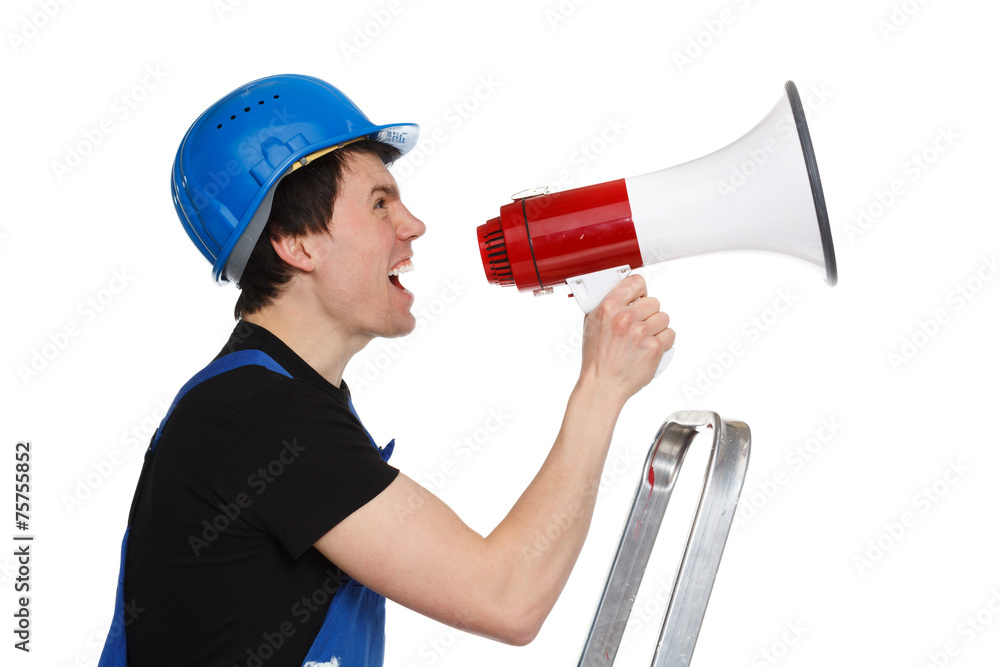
[579,274,674,403]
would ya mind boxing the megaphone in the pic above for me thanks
[477,81,837,373]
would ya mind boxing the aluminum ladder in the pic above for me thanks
[578,411,751,666]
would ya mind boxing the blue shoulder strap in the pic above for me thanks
[98,350,291,667]
[149,349,292,453]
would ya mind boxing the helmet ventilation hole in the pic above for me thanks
[219,97,275,129]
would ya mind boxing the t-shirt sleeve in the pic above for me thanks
[210,380,399,559]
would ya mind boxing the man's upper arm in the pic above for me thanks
[313,472,532,645]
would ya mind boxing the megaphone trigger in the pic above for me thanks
[568,265,632,315]
[568,264,676,377]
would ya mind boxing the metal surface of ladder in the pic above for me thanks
[578,411,751,667]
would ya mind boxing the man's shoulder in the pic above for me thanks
[201,362,339,408]
[171,360,347,435]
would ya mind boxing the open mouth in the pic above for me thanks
[388,259,414,294]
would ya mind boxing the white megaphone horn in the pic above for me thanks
[477,81,837,374]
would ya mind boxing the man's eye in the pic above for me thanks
[374,199,386,209]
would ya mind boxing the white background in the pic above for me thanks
[2,0,999,666]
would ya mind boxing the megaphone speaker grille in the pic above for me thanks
[479,216,515,286]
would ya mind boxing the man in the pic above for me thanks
[106,74,674,666]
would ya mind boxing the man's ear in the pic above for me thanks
[269,233,317,273]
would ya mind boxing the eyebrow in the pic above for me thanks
[369,183,400,200]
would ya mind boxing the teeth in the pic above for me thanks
[389,260,414,277]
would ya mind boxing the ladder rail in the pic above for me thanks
[577,411,751,667]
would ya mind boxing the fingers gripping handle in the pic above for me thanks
[568,266,675,377]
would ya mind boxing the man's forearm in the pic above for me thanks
[484,375,625,637]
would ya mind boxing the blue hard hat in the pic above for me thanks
[171,74,419,284]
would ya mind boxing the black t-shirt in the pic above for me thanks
[123,321,399,666]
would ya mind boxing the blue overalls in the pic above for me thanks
[98,350,394,667]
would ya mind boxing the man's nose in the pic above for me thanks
[397,205,426,240]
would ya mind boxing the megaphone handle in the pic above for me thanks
[567,266,675,377]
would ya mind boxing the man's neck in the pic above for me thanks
[242,301,370,388]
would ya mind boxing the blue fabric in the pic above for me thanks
[96,528,131,667]
[300,578,386,667]
[98,351,392,667]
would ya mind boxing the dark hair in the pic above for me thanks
[234,140,402,320]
